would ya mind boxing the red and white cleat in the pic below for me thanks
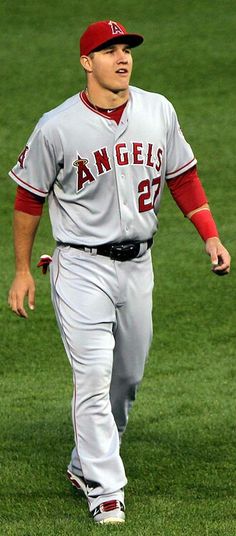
[92,499,125,524]
[67,469,88,497]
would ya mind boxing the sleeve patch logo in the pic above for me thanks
[18,145,29,168]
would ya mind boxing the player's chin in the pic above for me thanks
[110,81,130,93]
[111,75,131,91]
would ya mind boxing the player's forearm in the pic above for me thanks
[13,210,41,273]
[167,168,219,241]
[186,202,209,219]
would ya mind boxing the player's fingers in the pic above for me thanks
[28,287,35,311]
[209,247,218,267]
[8,291,28,318]
[210,255,219,272]
[212,267,229,276]
[16,305,28,318]
[212,256,230,275]
[206,238,231,275]
[211,249,231,275]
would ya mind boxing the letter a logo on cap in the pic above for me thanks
[108,21,124,35]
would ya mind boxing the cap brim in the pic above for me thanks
[91,34,144,53]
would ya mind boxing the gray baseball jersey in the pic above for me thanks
[9,86,196,245]
[9,86,196,511]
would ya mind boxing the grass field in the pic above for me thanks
[1,0,236,534]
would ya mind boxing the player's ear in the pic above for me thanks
[80,55,93,73]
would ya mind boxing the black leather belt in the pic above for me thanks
[57,239,153,262]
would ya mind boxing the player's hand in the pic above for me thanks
[205,237,231,276]
[8,272,36,318]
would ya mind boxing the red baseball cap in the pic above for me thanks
[80,20,144,56]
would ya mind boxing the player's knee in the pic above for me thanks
[83,363,112,395]
[116,371,144,389]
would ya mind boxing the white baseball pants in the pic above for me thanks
[50,245,153,511]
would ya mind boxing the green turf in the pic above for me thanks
[1,0,236,534]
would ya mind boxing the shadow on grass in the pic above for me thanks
[122,420,236,502]
[2,412,235,502]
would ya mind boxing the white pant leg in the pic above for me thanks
[50,246,126,511]
[68,445,83,477]
[110,250,154,437]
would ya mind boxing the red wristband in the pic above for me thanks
[190,209,219,241]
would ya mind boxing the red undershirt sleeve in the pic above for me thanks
[14,185,45,216]
[166,165,208,215]
[167,166,219,240]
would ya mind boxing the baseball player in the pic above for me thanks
[8,20,230,524]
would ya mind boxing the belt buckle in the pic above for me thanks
[110,243,140,261]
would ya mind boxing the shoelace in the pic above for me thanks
[100,500,120,512]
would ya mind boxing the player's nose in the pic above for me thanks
[116,50,129,63]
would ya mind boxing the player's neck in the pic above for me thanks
[85,86,129,110]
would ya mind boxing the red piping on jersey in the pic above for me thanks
[10,169,48,195]
[80,91,108,119]
[166,157,196,177]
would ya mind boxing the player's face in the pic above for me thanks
[86,43,133,93]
